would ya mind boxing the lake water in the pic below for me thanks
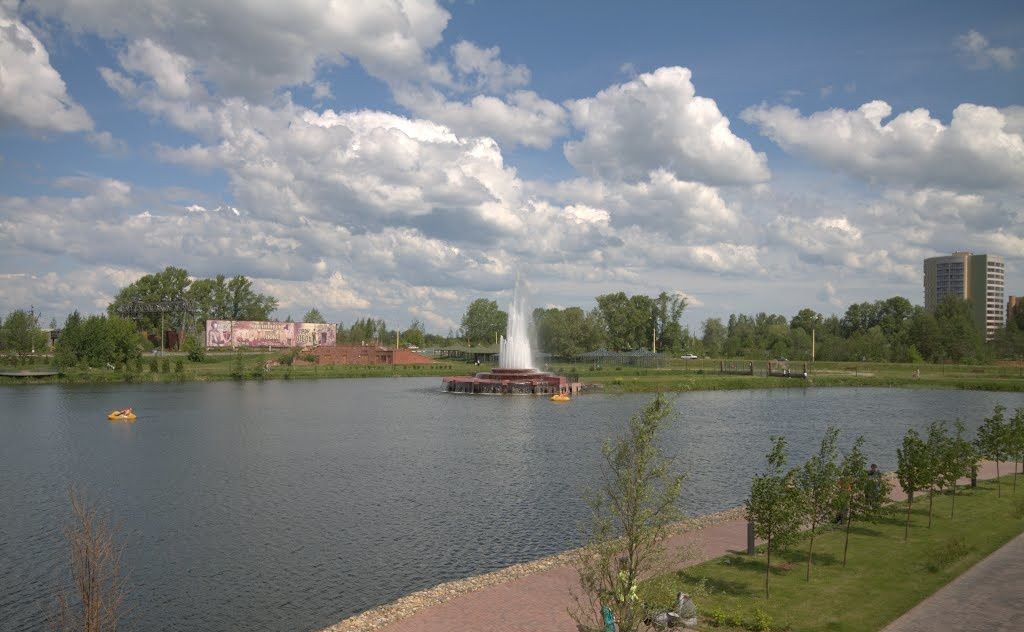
[1,380,1022,631]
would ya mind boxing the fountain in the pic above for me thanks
[499,278,534,370]
[443,278,581,395]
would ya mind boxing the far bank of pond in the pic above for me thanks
[3,355,1024,393]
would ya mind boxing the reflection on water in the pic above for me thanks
[1,380,1021,631]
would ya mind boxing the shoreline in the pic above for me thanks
[319,507,746,632]
[3,369,1024,393]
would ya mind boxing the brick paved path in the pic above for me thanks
[882,530,1024,632]
[340,461,1016,632]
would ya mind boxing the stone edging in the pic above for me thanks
[320,506,747,632]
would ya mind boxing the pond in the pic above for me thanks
[1,380,1021,631]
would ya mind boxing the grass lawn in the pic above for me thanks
[641,476,1024,631]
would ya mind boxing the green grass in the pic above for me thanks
[639,476,1024,631]
[0,351,474,385]
[3,354,1023,391]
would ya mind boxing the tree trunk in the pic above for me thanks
[904,496,913,541]
[927,487,934,528]
[765,537,772,598]
[806,530,815,581]
[842,506,853,567]
[1013,460,1018,494]
[996,460,1001,497]
[950,482,956,519]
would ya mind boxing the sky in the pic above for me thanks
[1,0,1022,334]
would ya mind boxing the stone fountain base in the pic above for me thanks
[443,368,582,395]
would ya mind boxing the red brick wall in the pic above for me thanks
[302,345,434,366]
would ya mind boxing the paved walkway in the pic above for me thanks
[335,461,1016,632]
[882,530,1024,632]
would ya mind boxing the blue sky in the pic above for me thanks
[1,0,1022,333]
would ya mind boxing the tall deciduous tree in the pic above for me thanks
[0,309,47,354]
[701,318,727,357]
[459,299,507,346]
[896,429,928,540]
[747,436,802,598]
[975,405,1009,497]
[797,427,840,581]
[570,396,684,632]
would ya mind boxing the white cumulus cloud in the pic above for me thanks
[0,11,92,132]
[742,100,1024,191]
[564,66,770,185]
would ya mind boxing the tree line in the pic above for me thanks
[747,405,1024,597]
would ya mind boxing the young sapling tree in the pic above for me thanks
[746,436,803,598]
[1008,408,1024,494]
[947,421,978,519]
[569,395,684,632]
[924,422,950,528]
[797,426,840,581]
[839,436,872,565]
[896,428,928,541]
[975,405,1008,497]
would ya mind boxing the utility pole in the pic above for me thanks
[811,328,815,364]
[652,326,657,353]
[30,305,35,354]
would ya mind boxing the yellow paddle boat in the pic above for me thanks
[550,393,571,403]
[107,409,137,421]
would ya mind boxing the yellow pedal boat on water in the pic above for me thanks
[550,393,571,402]
[107,410,137,421]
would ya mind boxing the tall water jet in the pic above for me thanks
[442,276,580,396]
[499,278,533,370]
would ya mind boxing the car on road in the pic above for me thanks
[680,354,699,360]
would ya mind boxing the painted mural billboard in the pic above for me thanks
[205,320,336,348]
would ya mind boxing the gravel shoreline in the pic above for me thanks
[320,506,747,632]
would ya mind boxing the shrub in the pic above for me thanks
[183,335,206,363]
[149,358,159,373]
[174,359,184,373]
[160,358,170,373]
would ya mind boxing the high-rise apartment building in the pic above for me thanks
[923,252,1005,340]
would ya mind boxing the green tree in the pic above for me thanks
[975,405,1009,497]
[302,308,326,324]
[1,309,47,354]
[701,318,727,357]
[836,437,867,567]
[652,292,687,353]
[836,437,890,566]
[183,334,206,363]
[569,396,684,632]
[746,436,802,597]
[225,275,278,320]
[923,422,951,527]
[933,295,985,363]
[1009,409,1024,494]
[896,429,929,540]
[797,427,840,581]
[947,420,978,518]
[790,308,824,335]
[402,320,426,348]
[534,307,607,357]
[460,299,507,345]
[109,266,192,332]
